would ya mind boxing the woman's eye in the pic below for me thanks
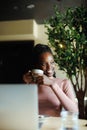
[51,61,55,65]
[40,61,55,67]
[40,63,46,66]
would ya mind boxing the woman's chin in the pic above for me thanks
[46,73,53,77]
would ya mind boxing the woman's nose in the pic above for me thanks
[46,63,51,70]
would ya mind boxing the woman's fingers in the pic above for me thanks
[36,76,43,85]
[23,72,51,85]
[23,71,33,84]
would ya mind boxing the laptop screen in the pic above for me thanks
[0,84,39,130]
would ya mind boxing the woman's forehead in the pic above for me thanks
[39,52,54,61]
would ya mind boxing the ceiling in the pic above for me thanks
[0,0,61,24]
[0,0,86,24]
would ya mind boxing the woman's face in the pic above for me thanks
[38,52,55,77]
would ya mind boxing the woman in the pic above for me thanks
[23,44,78,117]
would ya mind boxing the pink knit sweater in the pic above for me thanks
[38,77,78,117]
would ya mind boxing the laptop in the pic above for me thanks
[0,84,39,130]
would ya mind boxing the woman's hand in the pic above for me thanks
[36,74,53,86]
[23,71,34,84]
[23,71,44,84]
[23,71,53,86]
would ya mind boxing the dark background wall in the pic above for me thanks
[0,0,86,24]
[0,41,34,83]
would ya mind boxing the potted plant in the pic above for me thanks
[45,5,87,119]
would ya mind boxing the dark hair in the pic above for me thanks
[31,43,56,77]
[33,43,53,55]
[32,44,53,66]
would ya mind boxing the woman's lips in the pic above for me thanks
[46,71,53,76]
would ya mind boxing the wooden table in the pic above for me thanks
[40,117,87,130]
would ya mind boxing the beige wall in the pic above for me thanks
[0,20,37,41]
[0,20,48,44]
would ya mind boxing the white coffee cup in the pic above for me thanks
[32,69,43,82]
[32,69,43,76]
